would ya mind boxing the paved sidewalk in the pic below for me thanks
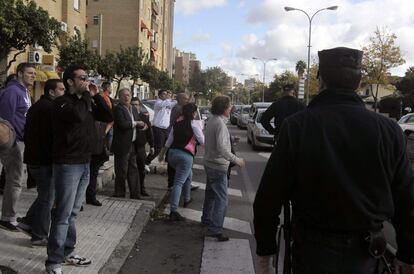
[0,157,169,274]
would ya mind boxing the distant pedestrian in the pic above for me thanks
[201,96,245,241]
[145,90,176,164]
[101,81,114,148]
[0,63,35,231]
[17,79,65,247]
[260,83,305,143]
[254,47,414,274]
[131,97,154,197]
[159,103,205,221]
[45,65,113,274]
[112,88,145,199]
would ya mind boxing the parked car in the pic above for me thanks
[398,113,414,136]
[237,105,251,129]
[247,109,274,150]
[249,102,272,118]
[230,105,243,125]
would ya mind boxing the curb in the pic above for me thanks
[99,202,155,274]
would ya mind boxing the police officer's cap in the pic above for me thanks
[318,47,363,90]
[282,84,294,92]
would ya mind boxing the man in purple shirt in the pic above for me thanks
[0,63,35,231]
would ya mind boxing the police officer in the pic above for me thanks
[260,83,305,142]
[253,47,414,274]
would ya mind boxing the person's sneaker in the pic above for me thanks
[206,232,230,242]
[169,211,185,221]
[190,185,199,191]
[183,198,193,208]
[86,199,102,206]
[64,254,92,266]
[45,266,63,274]
[0,220,19,232]
[144,165,151,173]
[32,238,48,247]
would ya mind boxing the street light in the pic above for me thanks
[252,57,277,102]
[284,5,338,105]
[240,73,259,105]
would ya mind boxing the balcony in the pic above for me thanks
[152,1,159,15]
[151,19,159,33]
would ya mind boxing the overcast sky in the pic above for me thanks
[174,0,414,83]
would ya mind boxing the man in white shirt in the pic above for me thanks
[146,90,176,164]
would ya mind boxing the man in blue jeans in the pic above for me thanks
[17,79,65,246]
[202,96,245,241]
[45,65,113,274]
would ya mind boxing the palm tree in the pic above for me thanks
[295,60,307,79]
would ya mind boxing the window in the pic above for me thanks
[92,40,98,48]
[74,0,80,11]
[93,15,99,25]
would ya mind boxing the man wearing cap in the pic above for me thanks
[254,47,414,274]
[260,83,305,143]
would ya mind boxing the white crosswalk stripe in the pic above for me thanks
[193,164,238,176]
[191,181,242,197]
[164,206,252,235]
[201,238,255,274]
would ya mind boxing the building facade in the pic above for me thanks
[173,48,199,86]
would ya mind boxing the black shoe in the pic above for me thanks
[141,190,150,197]
[0,220,19,232]
[17,222,32,237]
[183,198,193,208]
[206,233,229,242]
[190,185,199,191]
[169,211,185,221]
[86,199,102,206]
[80,205,84,212]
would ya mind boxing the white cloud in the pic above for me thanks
[192,32,211,42]
[225,0,414,83]
[176,0,228,16]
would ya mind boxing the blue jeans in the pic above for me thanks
[167,149,193,212]
[46,163,89,268]
[27,165,54,241]
[201,166,228,234]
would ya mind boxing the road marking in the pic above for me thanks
[191,181,242,197]
[201,238,255,274]
[258,152,271,159]
[164,206,252,235]
[193,164,238,176]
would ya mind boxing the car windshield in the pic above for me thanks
[142,100,155,110]
[242,107,251,114]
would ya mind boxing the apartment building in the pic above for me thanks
[173,49,199,86]
[2,0,87,100]
[85,0,174,75]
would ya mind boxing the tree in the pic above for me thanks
[295,60,307,78]
[58,29,99,71]
[188,65,204,93]
[362,26,405,111]
[202,67,230,96]
[0,0,62,75]
[267,70,299,101]
[396,67,414,96]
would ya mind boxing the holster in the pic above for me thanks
[365,230,387,259]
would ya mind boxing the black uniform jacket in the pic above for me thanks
[52,91,113,164]
[260,95,305,139]
[24,95,54,165]
[111,103,143,155]
[253,88,414,264]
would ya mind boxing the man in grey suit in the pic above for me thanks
[111,88,145,199]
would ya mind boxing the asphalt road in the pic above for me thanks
[119,123,272,274]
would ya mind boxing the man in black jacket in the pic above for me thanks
[112,89,145,199]
[260,84,305,142]
[45,65,113,274]
[131,97,154,197]
[17,79,65,246]
[254,47,414,274]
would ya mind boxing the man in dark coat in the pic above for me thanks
[260,84,305,142]
[254,47,414,274]
[131,97,154,197]
[111,88,145,199]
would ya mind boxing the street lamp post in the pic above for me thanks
[252,57,277,102]
[284,5,338,105]
[240,73,259,105]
